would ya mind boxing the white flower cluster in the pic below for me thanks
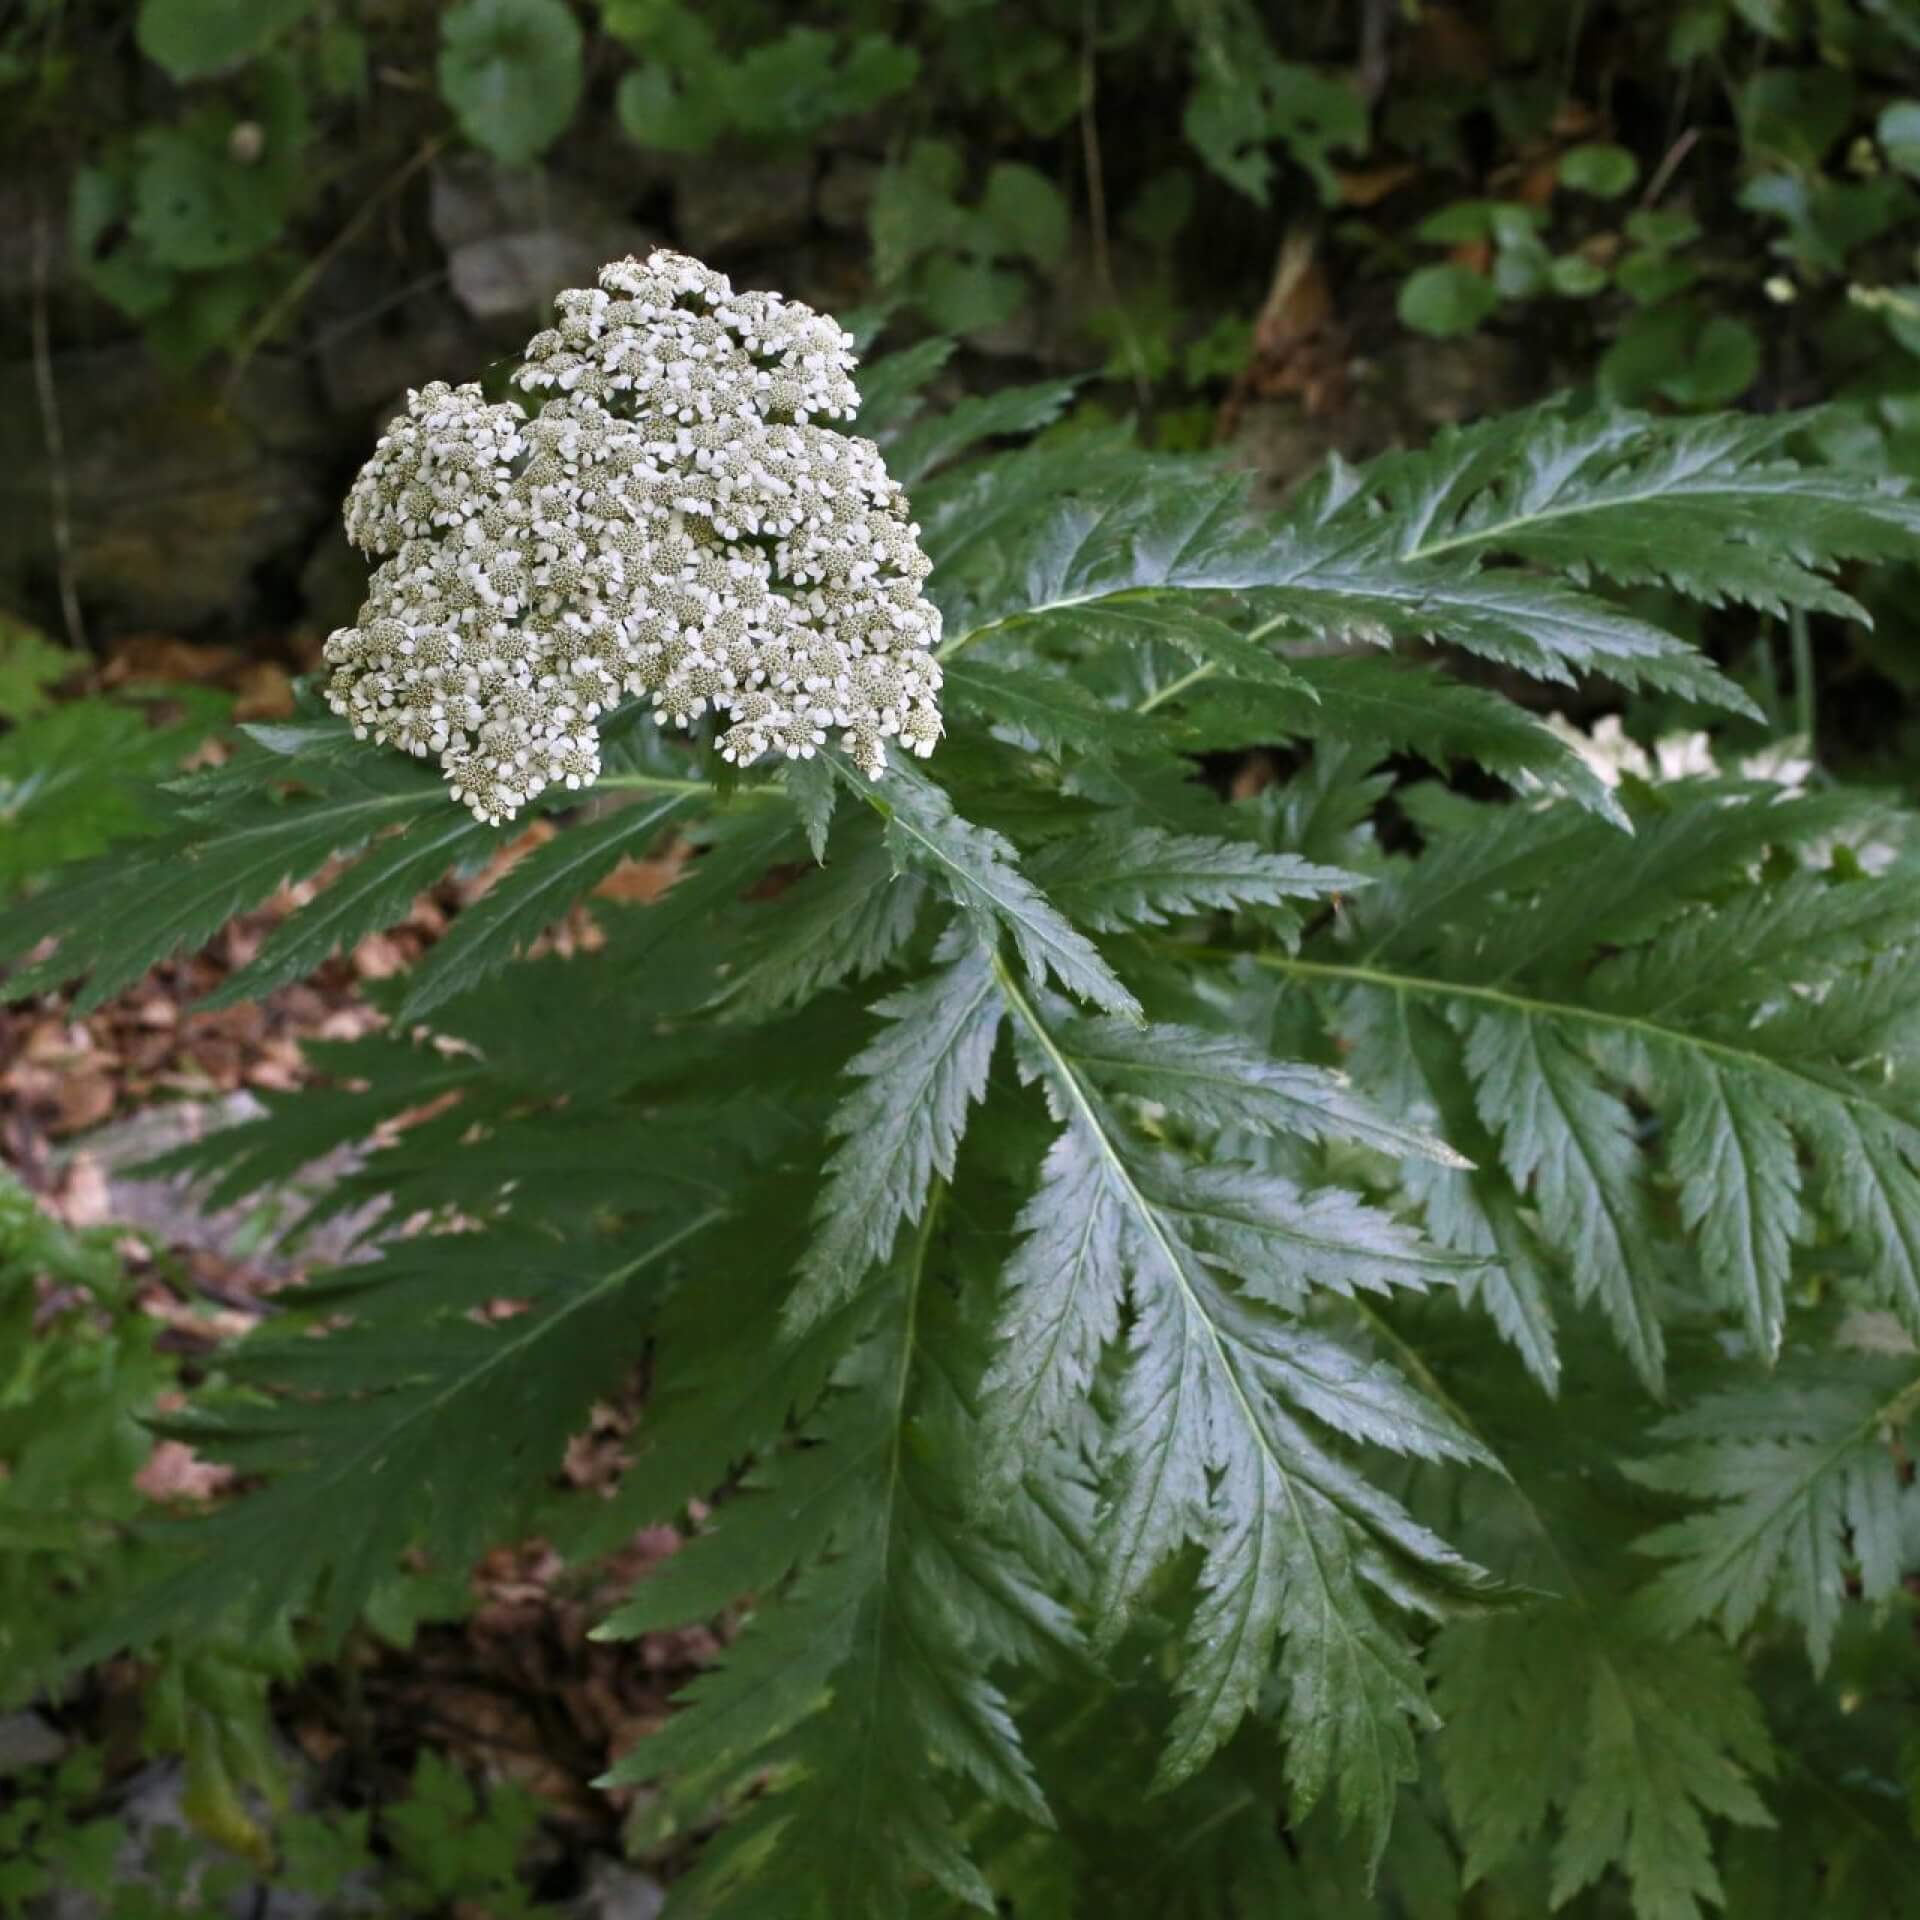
[1543,714,1812,792]
[322,251,944,823]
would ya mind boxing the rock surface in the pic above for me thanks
[0,348,342,632]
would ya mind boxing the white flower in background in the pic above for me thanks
[322,252,944,823]
[1541,713,1724,789]
[1544,716,1898,871]
[1544,713,1818,794]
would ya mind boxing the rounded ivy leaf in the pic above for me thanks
[1494,239,1550,301]
[1125,170,1196,252]
[1549,254,1609,297]
[137,0,315,81]
[918,254,1026,334]
[1879,101,1920,179]
[69,166,176,319]
[1600,302,1760,410]
[979,163,1069,268]
[130,126,288,270]
[1398,263,1498,338]
[616,64,725,154]
[1417,200,1499,245]
[1560,143,1638,198]
[438,0,583,171]
[1671,314,1763,407]
[869,140,967,283]
[1740,67,1855,169]
[1615,252,1697,305]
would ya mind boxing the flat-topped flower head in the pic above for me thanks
[322,251,943,822]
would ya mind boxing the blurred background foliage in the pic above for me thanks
[4,0,1920,725]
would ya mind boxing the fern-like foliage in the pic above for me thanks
[15,378,1920,1919]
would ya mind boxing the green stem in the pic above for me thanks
[1159,939,1911,1183]
[1788,604,1817,759]
[1133,660,1215,714]
[593,772,722,798]
[1128,608,1293,714]
[1174,943,1805,1082]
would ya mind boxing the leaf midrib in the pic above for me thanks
[827,1192,939,1911]
[1200,947,1915,1135]
[1652,1369,1920,1622]
[988,955,1369,1718]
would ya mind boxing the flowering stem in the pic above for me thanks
[1134,661,1215,714]
[1132,609,1292,714]
[1788,605,1817,761]
[593,772,724,798]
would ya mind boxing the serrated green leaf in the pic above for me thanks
[860,759,1141,1019]
[207,811,491,1007]
[984,959,1496,1848]
[943,658,1163,756]
[2,760,447,1013]
[784,754,838,863]
[1049,1016,1468,1168]
[0,691,230,895]
[1435,1607,1774,1920]
[1628,1358,1920,1668]
[1031,822,1359,931]
[886,379,1078,487]
[717,825,927,1019]
[397,793,696,1020]
[1185,654,1631,825]
[1464,1007,1669,1394]
[438,0,582,169]
[604,1227,1072,1919]
[88,1212,719,1651]
[137,0,314,79]
[788,936,1003,1332]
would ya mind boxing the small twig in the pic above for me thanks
[307,269,453,355]
[1640,127,1700,210]
[223,135,447,401]
[1357,0,1394,105]
[1080,0,1151,412]
[31,198,87,653]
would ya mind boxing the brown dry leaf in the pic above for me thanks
[593,855,679,905]
[318,1006,383,1043]
[1229,752,1280,803]
[219,921,265,972]
[141,1285,257,1343]
[1219,226,1350,435]
[49,1155,112,1229]
[1408,5,1491,81]
[245,1038,306,1092]
[1,1060,54,1106]
[102,634,245,689]
[230,661,295,722]
[351,932,408,980]
[1336,161,1419,208]
[291,1721,346,1767]
[1552,100,1601,140]
[1515,153,1562,207]
[52,1073,117,1136]
[134,1439,235,1506]
[456,821,557,906]
[21,1018,83,1062]
[373,1088,466,1145]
